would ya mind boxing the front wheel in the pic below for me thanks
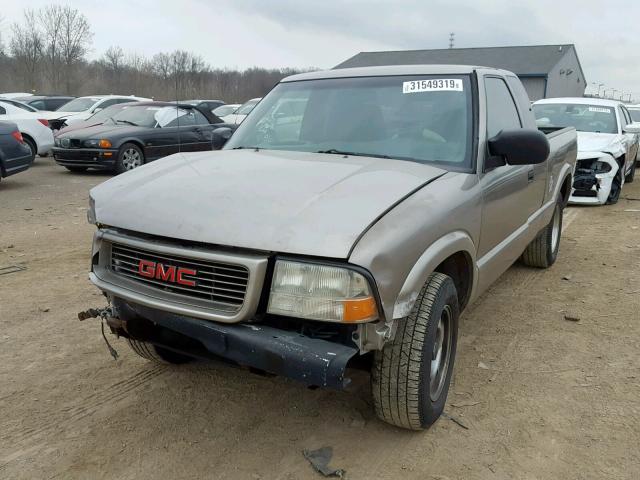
[115,143,145,174]
[127,338,193,364]
[372,272,459,430]
[521,198,563,268]
[625,161,635,184]
[606,168,623,204]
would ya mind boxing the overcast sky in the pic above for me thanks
[2,0,639,99]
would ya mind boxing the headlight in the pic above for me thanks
[84,139,112,148]
[54,137,61,147]
[267,260,378,323]
[87,195,96,225]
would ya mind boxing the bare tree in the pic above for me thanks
[9,10,43,92]
[103,46,124,90]
[39,5,65,91]
[58,6,93,93]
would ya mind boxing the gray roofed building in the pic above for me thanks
[335,44,586,101]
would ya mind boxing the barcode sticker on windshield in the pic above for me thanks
[588,107,610,113]
[402,79,463,94]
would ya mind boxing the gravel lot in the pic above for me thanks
[1,157,639,479]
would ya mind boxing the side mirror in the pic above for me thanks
[623,124,640,134]
[212,127,233,150]
[488,129,550,166]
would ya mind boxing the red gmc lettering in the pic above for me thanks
[176,268,196,287]
[138,259,156,278]
[155,264,176,282]
[137,260,196,287]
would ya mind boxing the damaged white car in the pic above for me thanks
[534,98,639,204]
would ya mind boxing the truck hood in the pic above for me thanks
[91,150,447,258]
[577,132,625,157]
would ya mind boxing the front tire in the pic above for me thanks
[115,143,145,174]
[606,168,623,204]
[521,198,563,268]
[372,272,459,430]
[127,338,193,364]
[625,161,636,184]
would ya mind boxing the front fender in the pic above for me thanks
[392,230,477,319]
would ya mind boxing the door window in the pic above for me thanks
[485,77,522,138]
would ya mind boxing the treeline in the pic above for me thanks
[0,5,308,102]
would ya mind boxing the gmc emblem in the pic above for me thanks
[137,260,196,287]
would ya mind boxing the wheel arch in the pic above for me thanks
[392,231,477,319]
[21,132,37,152]
[119,139,146,155]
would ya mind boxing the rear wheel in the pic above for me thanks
[64,166,87,173]
[115,143,144,174]
[521,197,563,268]
[127,338,193,364]
[372,272,459,430]
[24,137,37,162]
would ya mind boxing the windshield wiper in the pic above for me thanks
[316,149,391,159]
[231,146,260,150]
[116,120,139,126]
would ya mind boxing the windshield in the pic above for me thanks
[11,100,38,112]
[87,103,132,123]
[60,97,101,112]
[225,75,473,168]
[533,103,618,134]
[237,99,260,115]
[111,105,191,127]
[628,109,640,122]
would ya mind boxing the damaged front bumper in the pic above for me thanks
[569,152,619,205]
[112,298,359,389]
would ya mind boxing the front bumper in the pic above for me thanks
[569,154,618,205]
[52,147,117,169]
[114,298,358,389]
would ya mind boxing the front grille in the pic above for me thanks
[110,243,249,310]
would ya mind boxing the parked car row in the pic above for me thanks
[53,101,237,173]
[0,93,260,179]
[533,97,640,205]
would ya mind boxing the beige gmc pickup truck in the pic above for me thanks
[85,65,577,430]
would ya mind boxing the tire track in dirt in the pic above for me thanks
[0,364,167,465]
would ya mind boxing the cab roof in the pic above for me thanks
[534,97,623,107]
[282,64,512,82]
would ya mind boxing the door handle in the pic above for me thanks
[527,169,534,182]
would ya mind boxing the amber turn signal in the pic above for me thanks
[98,139,112,148]
[342,297,378,322]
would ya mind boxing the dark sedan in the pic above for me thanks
[14,95,76,111]
[0,121,33,182]
[52,102,234,174]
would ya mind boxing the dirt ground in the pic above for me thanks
[1,157,639,480]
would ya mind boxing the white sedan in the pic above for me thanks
[221,98,261,124]
[0,100,54,159]
[533,98,640,205]
[44,95,151,129]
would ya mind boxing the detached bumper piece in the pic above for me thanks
[572,173,598,198]
[115,299,359,389]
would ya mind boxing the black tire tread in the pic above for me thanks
[521,199,562,268]
[126,338,171,364]
[372,272,453,430]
